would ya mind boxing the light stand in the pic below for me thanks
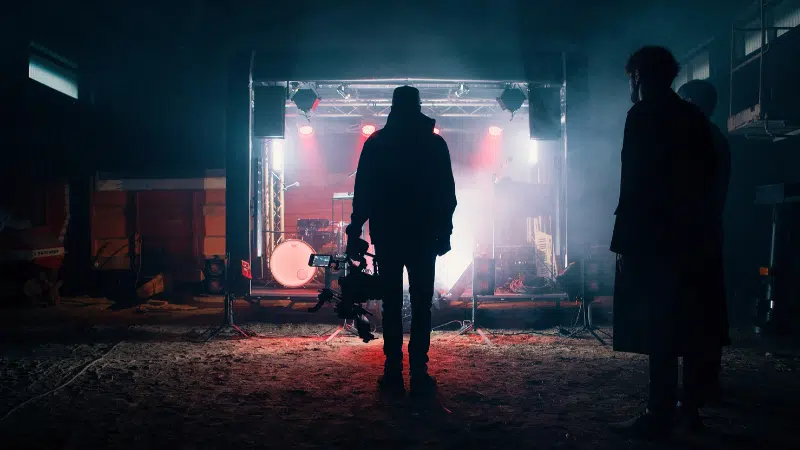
[454,169,502,345]
[324,319,362,342]
[455,294,493,345]
[563,259,611,345]
[204,293,253,341]
[204,255,255,342]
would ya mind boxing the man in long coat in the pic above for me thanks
[611,46,722,439]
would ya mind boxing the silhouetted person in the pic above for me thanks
[677,79,731,403]
[610,46,718,439]
[346,86,457,397]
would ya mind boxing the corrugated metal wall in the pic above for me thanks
[91,187,226,283]
[91,191,131,270]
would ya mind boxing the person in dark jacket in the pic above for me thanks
[346,86,457,397]
[610,46,719,439]
[677,79,732,404]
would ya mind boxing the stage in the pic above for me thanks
[248,286,572,309]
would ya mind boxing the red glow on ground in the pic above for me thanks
[361,124,376,137]
[433,127,440,135]
[298,125,314,136]
[488,126,503,137]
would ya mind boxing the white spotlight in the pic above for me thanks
[528,139,539,165]
[270,139,284,171]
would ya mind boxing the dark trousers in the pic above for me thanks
[376,244,437,373]
[648,350,721,415]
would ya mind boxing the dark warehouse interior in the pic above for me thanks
[1,1,799,448]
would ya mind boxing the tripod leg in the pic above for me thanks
[231,324,251,338]
[325,326,344,342]
[475,328,493,345]
[594,327,613,339]
[204,325,224,342]
[343,323,360,337]
[455,321,474,336]
[566,325,588,339]
[589,328,607,346]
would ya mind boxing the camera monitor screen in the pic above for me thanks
[308,254,332,267]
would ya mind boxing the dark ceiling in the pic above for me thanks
[16,0,759,170]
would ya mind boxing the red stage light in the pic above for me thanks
[361,124,376,137]
[298,125,314,136]
[488,126,503,137]
[433,127,440,135]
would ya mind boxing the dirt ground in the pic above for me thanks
[1,304,799,450]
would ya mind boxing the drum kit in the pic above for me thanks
[268,218,344,288]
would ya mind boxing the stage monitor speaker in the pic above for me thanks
[529,86,562,141]
[204,256,226,295]
[253,85,286,139]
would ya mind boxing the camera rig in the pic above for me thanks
[307,237,382,343]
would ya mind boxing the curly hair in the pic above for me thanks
[625,46,680,86]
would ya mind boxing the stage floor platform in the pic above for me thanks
[249,287,572,308]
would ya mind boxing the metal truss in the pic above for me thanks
[287,101,525,118]
[280,79,532,118]
[264,143,285,257]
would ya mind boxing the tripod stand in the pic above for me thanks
[324,319,363,342]
[564,296,611,345]
[455,295,493,345]
[204,293,255,342]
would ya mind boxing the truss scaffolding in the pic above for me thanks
[264,140,285,258]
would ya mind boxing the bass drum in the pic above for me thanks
[269,239,317,288]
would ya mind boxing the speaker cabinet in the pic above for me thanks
[473,258,496,296]
[529,86,562,141]
[253,85,286,139]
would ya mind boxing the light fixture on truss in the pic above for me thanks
[292,85,321,118]
[497,84,527,118]
[336,83,352,99]
[453,83,470,98]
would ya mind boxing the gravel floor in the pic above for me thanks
[1,322,798,450]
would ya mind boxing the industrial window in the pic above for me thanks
[744,30,767,56]
[690,52,710,81]
[674,70,688,92]
[775,5,800,37]
[674,51,709,91]
[28,44,78,99]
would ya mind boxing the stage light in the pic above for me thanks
[453,83,470,98]
[270,139,284,171]
[292,87,320,114]
[361,124,376,137]
[433,127,441,135]
[488,126,503,137]
[298,125,314,136]
[497,85,527,116]
[529,139,539,164]
[336,83,351,99]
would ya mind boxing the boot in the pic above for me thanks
[377,360,405,397]
[675,402,705,434]
[609,409,672,440]
[409,366,437,398]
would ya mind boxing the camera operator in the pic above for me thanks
[346,86,457,397]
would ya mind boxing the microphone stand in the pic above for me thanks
[454,162,509,345]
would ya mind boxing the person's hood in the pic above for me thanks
[384,110,436,134]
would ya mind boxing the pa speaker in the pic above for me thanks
[472,258,496,296]
[204,256,226,295]
[529,86,562,140]
[253,85,286,139]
